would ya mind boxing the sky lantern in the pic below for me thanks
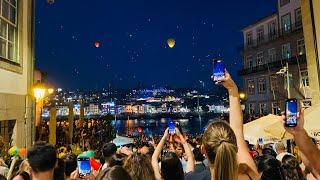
[94,41,100,48]
[167,38,175,48]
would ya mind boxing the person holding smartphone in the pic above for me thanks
[280,109,320,175]
[151,128,194,180]
[207,68,259,180]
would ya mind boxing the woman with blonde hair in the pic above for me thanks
[201,70,259,180]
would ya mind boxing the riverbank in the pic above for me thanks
[42,112,227,121]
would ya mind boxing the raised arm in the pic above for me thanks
[151,128,169,180]
[176,128,195,173]
[218,70,258,178]
[282,110,320,173]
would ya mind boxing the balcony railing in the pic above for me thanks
[242,22,303,51]
[238,54,306,75]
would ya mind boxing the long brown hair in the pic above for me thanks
[202,121,238,180]
[123,153,156,180]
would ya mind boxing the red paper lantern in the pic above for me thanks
[94,41,100,48]
[137,127,142,133]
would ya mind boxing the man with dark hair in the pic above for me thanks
[63,153,77,179]
[101,142,117,170]
[27,142,57,180]
[192,148,206,173]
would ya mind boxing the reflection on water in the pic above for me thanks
[112,117,215,136]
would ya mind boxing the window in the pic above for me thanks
[280,0,290,7]
[281,13,291,33]
[0,120,16,146]
[295,8,302,28]
[247,79,255,95]
[258,77,266,93]
[282,43,291,59]
[297,39,305,55]
[272,102,281,115]
[257,27,264,44]
[246,32,253,47]
[259,103,267,115]
[268,21,277,40]
[0,0,18,63]
[270,75,279,91]
[301,70,309,87]
[257,52,264,66]
[246,55,253,68]
[268,48,276,62]
[248,103,255,115]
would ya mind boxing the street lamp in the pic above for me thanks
[33,83,54,127]
[33,85,46,102]
[276,62,291,98]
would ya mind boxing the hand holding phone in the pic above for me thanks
[285,98,298,127]
[213,59,225,81]
[168,120,176,135]
[77,157,91,178]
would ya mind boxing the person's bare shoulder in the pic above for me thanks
[238,163,259,180]
[12,175,25,180]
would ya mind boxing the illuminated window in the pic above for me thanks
[257,52,264,66]
[281,13,291,33]
[282,43,291,59]
[247,79,255,95]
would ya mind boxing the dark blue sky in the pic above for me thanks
[36,0,277,90]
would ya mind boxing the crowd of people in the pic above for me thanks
[0,70,320,180]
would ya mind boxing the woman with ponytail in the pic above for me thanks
[201,70,259,180]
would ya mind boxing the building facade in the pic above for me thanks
[239,0,310,117]
[301,0,320,106]
[0,0,35,148]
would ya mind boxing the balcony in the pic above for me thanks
[238,54,306,76]
[242,22,303,51]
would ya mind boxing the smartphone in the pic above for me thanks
[77,157,91,178]
[168,120,176,135]
[258,137,263,146]
[285,98,298,127]
[213,59,225,81]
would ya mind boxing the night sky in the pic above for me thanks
[35,0,277,90]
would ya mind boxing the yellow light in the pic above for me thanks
[48,88,54,95]
[167,38,175,48]
[239,92,246,100]
[34,87,46,101]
